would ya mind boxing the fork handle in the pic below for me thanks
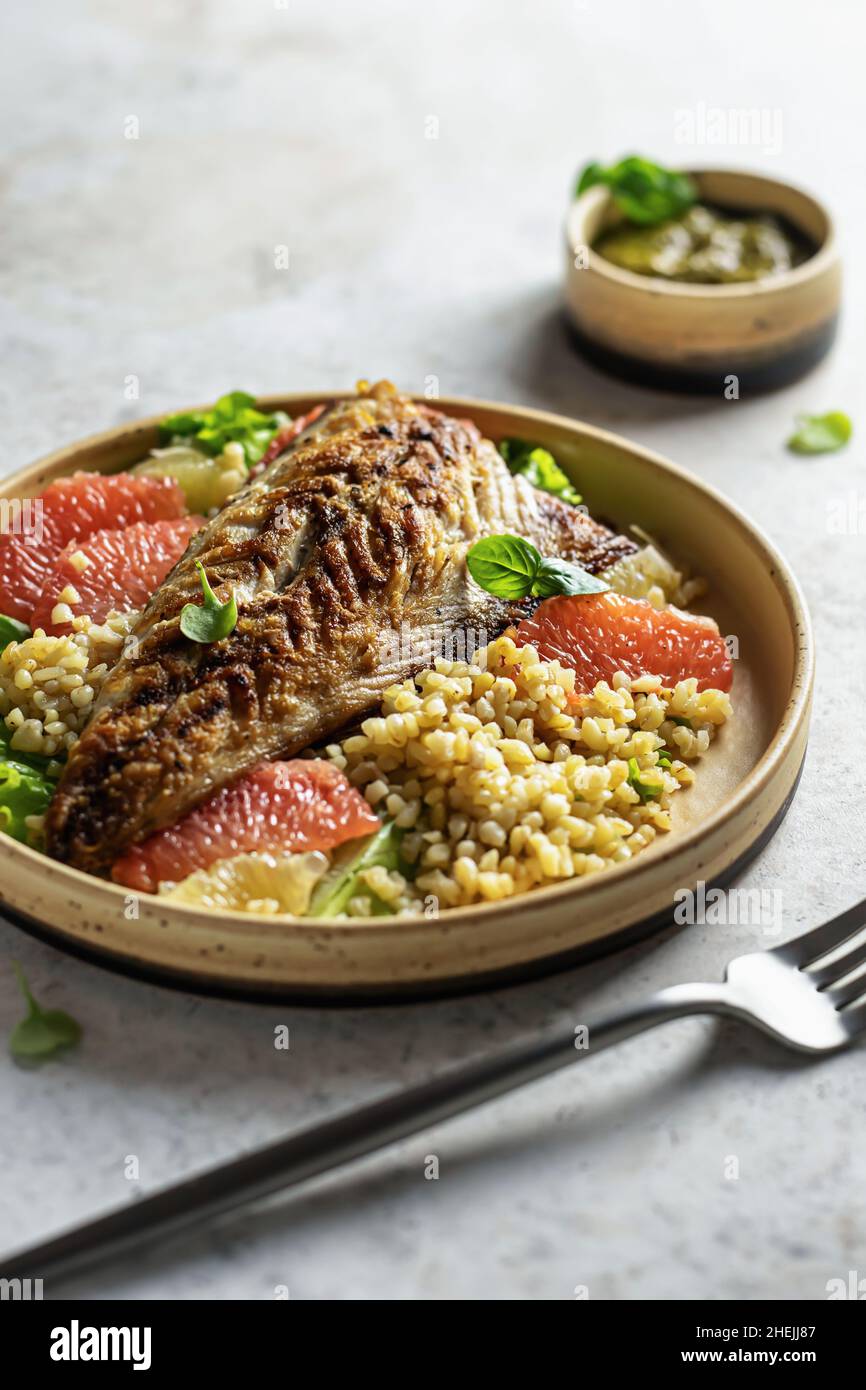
[0,980,733,1285]
[578,980,734,1051]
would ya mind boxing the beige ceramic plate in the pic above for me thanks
[0,396,813,1000]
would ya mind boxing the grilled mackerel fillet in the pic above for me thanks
[45,382,636,876]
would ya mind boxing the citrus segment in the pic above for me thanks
[112,759,381,892]
[0,472,186,623]
[515,591,733,692]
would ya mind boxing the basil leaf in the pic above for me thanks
[498,439,582,506]
[307,821,409,918]
[466,535,542,599]
[179,561,238,643]
[576,161,606,196]
[159,391,289,467]
[9,962,82,1061]
[627,756,663,803]
[576,156,697,227]
[531,558,610,599]
[467,536,610,601]
[787,411,852,455]
[0,615,31,652]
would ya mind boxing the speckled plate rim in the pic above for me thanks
[0,760,805,1006]
[0,395,814,999]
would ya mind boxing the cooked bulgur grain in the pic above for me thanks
[0,610,139,758]
[329,634,732,915]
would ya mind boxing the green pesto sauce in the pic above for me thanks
[594,204,812,284]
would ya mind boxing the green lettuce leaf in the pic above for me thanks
[0,718,57,842]
[0,758,54,842]
[159,391,290,468]
[0,615,31,652]
[307,821,410,918]
[0,720,60,779]
[498,438,582,506]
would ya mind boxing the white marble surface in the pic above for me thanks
[1,0,865,1300]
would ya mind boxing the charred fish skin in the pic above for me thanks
[45,383,636,876]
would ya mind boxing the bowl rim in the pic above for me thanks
[0,391,815,944]
[566,165,838,300]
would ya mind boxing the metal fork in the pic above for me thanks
[3,895,865,1287]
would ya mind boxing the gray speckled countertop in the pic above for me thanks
[1,0,865,1301]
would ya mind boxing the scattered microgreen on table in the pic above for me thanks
[466,535,610,601]
[786,411,852,455]
[180,561,238,643]
[9,962,81,1061]
[576,156,697,227]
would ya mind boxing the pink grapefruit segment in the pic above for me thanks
[251,405,327,476]
[0,472,186,624]
[515,591,732,693]
[111,760,382,893]
[30,514,205,634]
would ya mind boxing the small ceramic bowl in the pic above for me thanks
[0,396,813,1001]
[564,169,841,393]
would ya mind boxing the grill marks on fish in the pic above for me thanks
[45,385,637,875]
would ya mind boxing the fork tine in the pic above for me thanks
[780,896,866,969]
[811,933,866,989]
[827,970,866,1010]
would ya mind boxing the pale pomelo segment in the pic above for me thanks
[515,591,733,693]
[111,760,382,893]
[0,472,186,624]
[133,446,246,515]
[160,850,330,915]
[600,543,684,607]
[30,514,204,634]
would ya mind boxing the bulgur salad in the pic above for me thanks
[0,384,733,918]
